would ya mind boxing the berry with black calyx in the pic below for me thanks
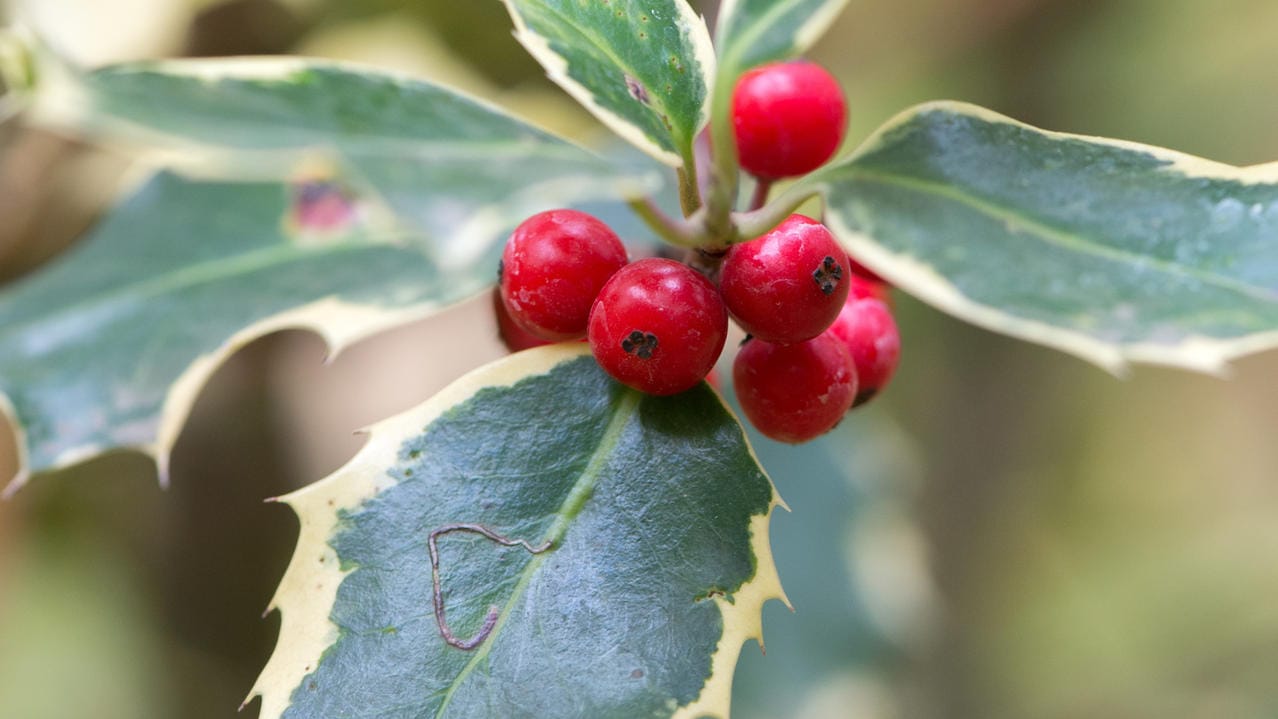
[588,258,728,396]
[720,214,850,344]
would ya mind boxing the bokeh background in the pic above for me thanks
[1,1,1277,717]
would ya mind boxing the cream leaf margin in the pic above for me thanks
[714,0,851,69]
[246,344,788,719]
[2,55,658,493]
[1,289,457,497]
[818,100,1278,377]
[502,0,716,168]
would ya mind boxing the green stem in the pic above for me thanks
[703,59,743,243]
[628,196,705,248]
[733,183,822,242]
[676,146,703,217]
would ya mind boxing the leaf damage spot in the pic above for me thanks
[287,178,359,240]
[695,588,726,603]
[429,523,553,651]
[625,74,651,106]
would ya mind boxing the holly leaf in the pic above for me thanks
[713,0,851,74]
[249,345,786,719]
[816,102,1278,374]
[63,59,659,268]
[501,0,715,168]
[1,61,656,493]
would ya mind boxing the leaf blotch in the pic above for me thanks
[288,178,357,238]
[625,75,651,106]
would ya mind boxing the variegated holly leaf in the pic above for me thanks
[713,0,851,74]
[52,59,660,270]
[814,101,1278,374]
[250,345,786,719]
[0,59,658,493]
[501,0,715,168]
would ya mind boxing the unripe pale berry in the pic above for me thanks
[720,214,850,344]
[824,296,900,407]
[732,61,847,179]
[588,258,728,396]
[733,334,858,443]
[500,209,628,341]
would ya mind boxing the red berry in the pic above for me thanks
[847,273,893,307]
[733,334,857,443]
[720,214,850,344]
[848,257,887,285]
[732,61,847,179]
[588,258,728,396]
[825,297,900,407]
[500,209,628,341]
[492,288,552,353]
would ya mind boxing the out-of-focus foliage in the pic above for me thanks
[1,1,1277,718]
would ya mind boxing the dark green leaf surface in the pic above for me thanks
[251,346,785,719]
[817,102,1278,373]
[713,0,850,73]
[501,0,714,167]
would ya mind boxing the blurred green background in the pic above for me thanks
[1,1,1277,717]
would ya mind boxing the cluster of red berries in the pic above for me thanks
[494,208,900,443]
[492,59,900,443]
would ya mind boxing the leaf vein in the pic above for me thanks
[832,167,1278,305]
[431,388,641,718]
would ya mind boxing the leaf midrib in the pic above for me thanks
[431,388,641,719]
[0,239,382,348]
[833,166,1278,305]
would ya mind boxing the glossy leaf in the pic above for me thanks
[250,345,786,719]
[501,0,715,167]
[70,59,658,269]
[1,59,654,492]
[816,102,1278,374]
[714,0,851,73]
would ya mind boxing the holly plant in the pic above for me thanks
[3,1,1278,717]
